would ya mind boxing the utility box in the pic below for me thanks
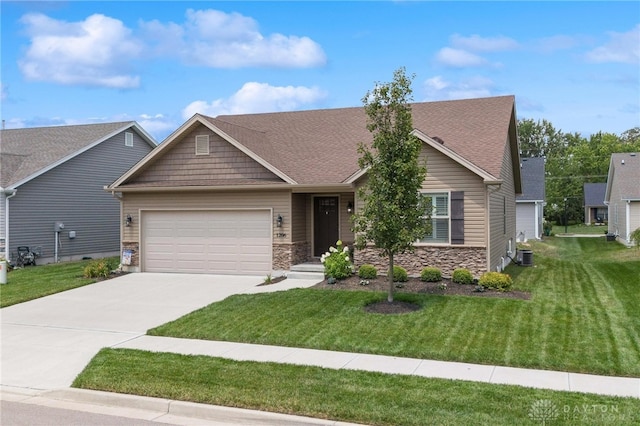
[54,222,65,232]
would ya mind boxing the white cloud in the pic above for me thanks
[450,34,519,52]
[18,13,142,88]
[423,75,495,101]
[182,82,327,119]
[435,47,487,67]
[585,24,640,64]
[141,9,326,68]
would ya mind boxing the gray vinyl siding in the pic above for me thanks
[8,129,153,262]
[0,192,5,252]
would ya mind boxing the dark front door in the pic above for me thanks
[314,196,339,257]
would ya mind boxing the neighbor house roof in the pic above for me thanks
[0,122,156,188]
[583,182,607,207]
[111,95,520,190]
[605,152,640,202]
[516,157,545,201]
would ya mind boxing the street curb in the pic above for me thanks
[37,388,363,426]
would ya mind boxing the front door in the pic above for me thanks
[314,196,339,257]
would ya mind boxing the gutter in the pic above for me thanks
[2,188,17,261]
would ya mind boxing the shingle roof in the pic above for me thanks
[517,157,545,201]
[204,95,516,185]
[606,153,640,201]
[0,122,146,188]
[583,182,607,207]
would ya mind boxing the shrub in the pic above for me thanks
[358,264,378,279]
[631,227,640,249]
[452,268,474,284]
[420,267,442,282]
[478,271,513,292]
[321,240,353,280]
[392,265,408,282]
[83,260,110,278]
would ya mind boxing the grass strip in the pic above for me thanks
[0,260,96,308]
[73,348,640,426]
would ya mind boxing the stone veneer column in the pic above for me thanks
[121,242,140,272]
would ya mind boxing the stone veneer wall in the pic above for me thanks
[121,241,140,272]
[354,246,487,278]
[273,242,309,271]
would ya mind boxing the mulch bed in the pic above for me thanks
[312,275,531,314]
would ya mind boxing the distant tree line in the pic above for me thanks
[517,119,640,226]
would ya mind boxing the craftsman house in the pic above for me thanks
[107,96,522,277]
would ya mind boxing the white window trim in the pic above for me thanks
[125,132,133,147]
[418,190,451,245]
[195,135,210,155]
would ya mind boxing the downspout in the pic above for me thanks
[625,200,631,245]
[3,188,17,262]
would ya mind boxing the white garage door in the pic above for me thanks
[142,210,272,275]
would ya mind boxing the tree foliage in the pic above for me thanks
[352,67,429,302]
[518,120,640,226]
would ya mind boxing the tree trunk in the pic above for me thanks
[387,254,394,303]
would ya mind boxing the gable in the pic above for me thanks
[1,122,155,189]
[125,123,284,187]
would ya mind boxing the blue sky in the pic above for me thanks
[1,1,638,142]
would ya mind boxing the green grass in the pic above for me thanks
[552,223,609,235]
[74,348,640,426]
[0,257,117,308]
[149,237,640,377]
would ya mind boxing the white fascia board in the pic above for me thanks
[11,122,144,189]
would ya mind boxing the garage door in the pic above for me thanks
[142,210,272,275]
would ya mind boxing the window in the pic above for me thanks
[195,135,210,155]
[125,132,133,147]
[420,192,449,244]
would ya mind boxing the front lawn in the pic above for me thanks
[0,257,117,308]
[149,237,640,377]
[73,348,640,426]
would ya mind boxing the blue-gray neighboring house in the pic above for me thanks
[1,122,156,265]
[583,182,607,225]
[516,157,545,242]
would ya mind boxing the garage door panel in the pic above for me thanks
[143,210,272,275]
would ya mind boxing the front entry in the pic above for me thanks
[314,196,339,257]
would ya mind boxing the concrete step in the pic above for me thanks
[287,271,325,280]
[288,263,324,280]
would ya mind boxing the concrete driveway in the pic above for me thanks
[1,273,264,390]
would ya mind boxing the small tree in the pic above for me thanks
[352,67,430,302]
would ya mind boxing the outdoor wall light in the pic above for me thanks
[347,201,354,213]
[276,214,283,228]
[125,214,133,227]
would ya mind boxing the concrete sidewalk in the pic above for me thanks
[114,335,640,399]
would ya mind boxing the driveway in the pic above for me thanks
[1,273,264,390]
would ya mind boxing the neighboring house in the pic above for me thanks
[1,122,156,264]
[515,157,545,242]
[107,96,522,277]
[605,152,640,246]
[583,182,608,225]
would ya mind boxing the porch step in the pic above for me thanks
[288,263,325,280]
